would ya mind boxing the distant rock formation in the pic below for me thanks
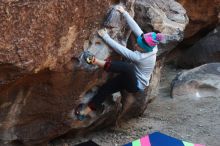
[177,0,220,38]
[177,26,220,68]
[171,63,220,99]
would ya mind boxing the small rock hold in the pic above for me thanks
[148,126,153,129]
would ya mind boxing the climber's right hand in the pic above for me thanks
[97,28,107,37]
[116,5,125,13]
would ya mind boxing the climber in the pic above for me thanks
[75,6,181,120]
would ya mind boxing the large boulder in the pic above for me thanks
[134,0,188,55]
[0,0,129,145]
[0,0,188,145]
[134,0,188,34]
[0,0,119,73]
[171,63,220,99]
[176,26,220,68]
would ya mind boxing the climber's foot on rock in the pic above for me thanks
[75,103,88,121]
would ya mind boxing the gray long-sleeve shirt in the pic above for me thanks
[100,10,180,90]
[102,33,157,90]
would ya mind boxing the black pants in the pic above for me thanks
[88,61,139,110]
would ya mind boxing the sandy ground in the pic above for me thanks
[51,65,220,146]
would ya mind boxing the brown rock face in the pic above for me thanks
[134,0,188,56]
[0,0,120,145]
[167,0,220,69]
[135,0,188,34]
[0,0,117,72]
[177,0,220,38]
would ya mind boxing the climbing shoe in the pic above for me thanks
[75,103,88,121]
[83,51,95,64]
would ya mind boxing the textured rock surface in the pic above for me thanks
[171,63,220,99]
[0,0,187,145]
[176,26,220,68]
[0,0,119,72]
[0,0,123,145]
[134,0,188,34]
[177,0,220,38]
[134,0,187,54]
[166,0,219,68]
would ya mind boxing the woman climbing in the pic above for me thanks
[75,6,181,120]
